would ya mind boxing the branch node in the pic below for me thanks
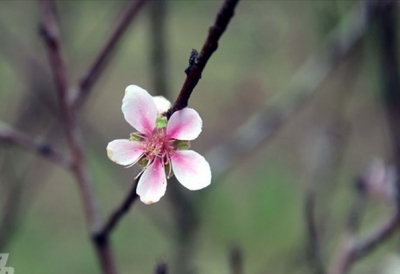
[184,49,199,76]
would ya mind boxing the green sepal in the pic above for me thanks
[138,157,148,168]
[130,133,142,141]
[175,140,190,150]
[156,116,168,128]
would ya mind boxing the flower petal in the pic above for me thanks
[167,108,202,140]
[171,150,211,191]
[136,159,167,204]
[107,139,144,166]
[153,95,171,115]
[122,85,157,135]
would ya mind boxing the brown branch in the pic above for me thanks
[378,0,400,221]
[39,1,116,274]
[95,0,242,244]
[167,0,240,117]
[329,210,398,274]
[92,178,139,245]
[73,0,147,108]
[0,122,72,169]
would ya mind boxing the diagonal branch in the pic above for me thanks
[205,0,375,178]
[0,122,72,169]
[92,178,139,245]
[167,0,240,117]
[97,0,241,240]
[39,1,116,274]
[73,0,147,108]
[328,210,398,274]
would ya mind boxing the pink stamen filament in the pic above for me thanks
[135,128,175,179]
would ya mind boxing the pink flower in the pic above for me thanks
[107,85,212,204]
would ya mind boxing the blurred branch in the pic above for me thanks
[305,191,325,274]
[0,122,72,169]
[39,1,117,273]
[229,246,243,274]
[73,0,147,108]
[328,210,398,274]
[154,261,168,274]
[167,0,240,117]
[328,177,368,274]
[379,0,400,227]
[205,0,375,178]
[302,122,352,274]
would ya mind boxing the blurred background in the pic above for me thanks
[0,1,399,273]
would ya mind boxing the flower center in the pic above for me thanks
[143,128,173,162]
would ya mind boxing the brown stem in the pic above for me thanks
[39,1,117,273]
[74,0,147,108]
[167,0,240,118]
[93,178,139,244]
[0,122,72,169]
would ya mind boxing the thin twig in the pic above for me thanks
[329,210,398,274]
[167,0,240,117]
[39,1,116,273]
[73,0,147,108]
[0,122,72,169]
[328,177,368,274]
[93,178,139,244]
[304,190,325,274]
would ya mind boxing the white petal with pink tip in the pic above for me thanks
[167,108,202,140]
[122,85,157,135]
[107,139,144,166]
[171,150,211,190]
[137,159,167,204]
[153,96,171,114]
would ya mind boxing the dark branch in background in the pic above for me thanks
[154,261,168,274]
[205,0,375,178]
[167,0,240,117]
[379,0,400,223]
[328,177,368,274]
[322,1,400,272]
[0,122,72,169]
[304,191,325,274]
[93,178,139,245]
[328,210,398,274]
[73,0,146,108]
[229,246,243,274]
[302,122,351,274]
[39,1,117,274]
